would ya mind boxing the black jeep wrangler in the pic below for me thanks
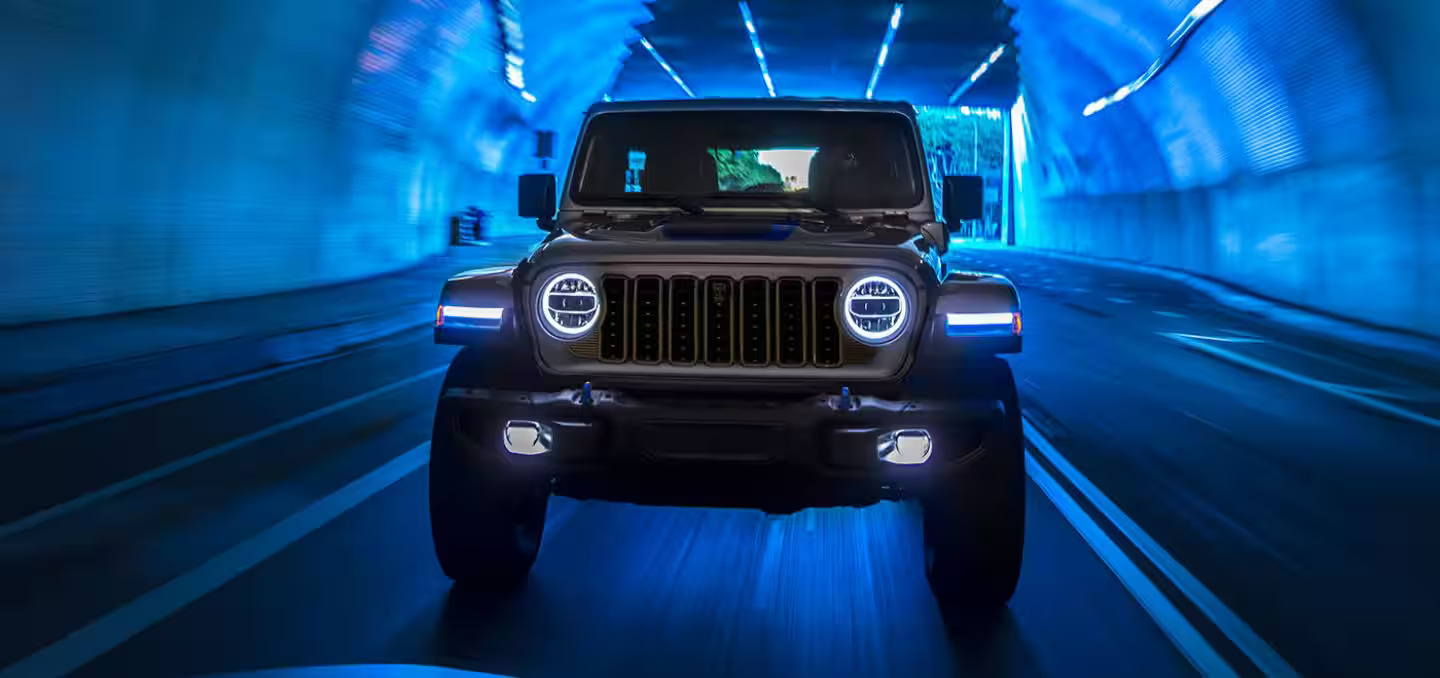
[431,98,1025,610]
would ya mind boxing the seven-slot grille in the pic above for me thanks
[594,275,848,368]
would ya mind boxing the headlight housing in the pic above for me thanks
[843,275,908,345]
[538,272,599,339]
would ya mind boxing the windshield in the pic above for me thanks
[569,110,925,210]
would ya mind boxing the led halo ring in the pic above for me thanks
[538,272,600,339]
[843,274,909,345]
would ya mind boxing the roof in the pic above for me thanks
[585,97,918,117]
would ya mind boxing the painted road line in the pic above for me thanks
[1162,332,1440,432]
[1154,311,1189,319]
[1106,297,1133,304]
[0,365,448,540]
[0,323,435,447]
[1025,419,1300,678]
[0,442,431,678]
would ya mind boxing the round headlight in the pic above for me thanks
[538,272,599,338]
[843,275,908,344]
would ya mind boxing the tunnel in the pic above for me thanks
[2,1,1439,677]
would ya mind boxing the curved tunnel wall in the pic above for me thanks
[1009,0,1440,336]
[0,0,652,325]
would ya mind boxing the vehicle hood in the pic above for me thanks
[530,219,942,275]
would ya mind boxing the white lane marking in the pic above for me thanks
[1168,332,1265,344]
[0,442,431,678]
[1175,408,1232,435]
[751,518,786,609]
[1154,311,1188,319]
[1163,333,1440,432]
[0,366,448,540]
[0,324,433,446]
[1071,288,1090,294]
[1026,420,1300,678]
[1106,297,1133,305]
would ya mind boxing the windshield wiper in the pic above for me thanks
[646,194,706,216]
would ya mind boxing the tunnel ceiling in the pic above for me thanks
[609,0,1018,107]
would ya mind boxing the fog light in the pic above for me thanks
[878,429,931,465]
[503,420,551,456]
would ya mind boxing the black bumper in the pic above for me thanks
[436,385,1012,509]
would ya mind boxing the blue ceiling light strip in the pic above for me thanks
[495,0,536,103]
[1083,0,1227,116]
[947,44,1007,105]
[737,1,776,97]
[864,3,905,100]
[638,36,697,98]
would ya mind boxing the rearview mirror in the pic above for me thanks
[518,174,556,229]
[942,175,984,224]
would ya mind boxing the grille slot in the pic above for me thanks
[739,278,770,366]
[704,277,735,365]
[812,279,843,367]
[591,274,861,368]
[775,278,807,366]
[633,276,664,363]
[668,277,698,364]
[599,276,629,362]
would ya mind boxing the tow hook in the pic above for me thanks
[580,381,594,407]
[839,385,852,412]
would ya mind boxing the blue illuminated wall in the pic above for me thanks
[0,0,652,324]
[1009,0,1440,335]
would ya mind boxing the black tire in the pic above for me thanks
[922,358,1025,611]
[429,355,550,587]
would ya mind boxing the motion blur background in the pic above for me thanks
[5,0,1434,332]
[3,1,1440,678]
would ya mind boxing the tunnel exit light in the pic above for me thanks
[864,3,904,99]
[738,2,776,97]
[638,36,696,98]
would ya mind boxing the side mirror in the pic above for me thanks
[942,175,984,224]
[518,173,556,229]
[920,221,949,255]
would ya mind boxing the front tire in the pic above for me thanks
[921,358,1025,612]
[429,355,550,587]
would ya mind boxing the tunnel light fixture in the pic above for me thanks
[1083,0,1228,116]
[520,90,536,103]
[738,2,776,97]
[947,44,1007,105]
[864,3,905,99]
[638,36,696,98]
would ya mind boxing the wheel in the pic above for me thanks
[921,358,1025,611]
[429,353,551,587]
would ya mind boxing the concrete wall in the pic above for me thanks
[0,0,651,325]
[1008,0,1440,336]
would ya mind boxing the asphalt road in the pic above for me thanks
[2,245,1437,677]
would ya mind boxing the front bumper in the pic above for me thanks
[437,384,1011,508]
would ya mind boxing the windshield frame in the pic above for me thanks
[560,107,932,216]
